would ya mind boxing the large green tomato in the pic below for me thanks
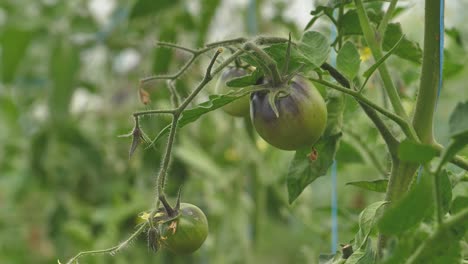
[159,203,208,254]
[250,76,327,150]
[215,67,251,117]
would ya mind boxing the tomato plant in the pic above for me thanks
[5,1,459,264]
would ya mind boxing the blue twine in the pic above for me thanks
[329,11,339,252]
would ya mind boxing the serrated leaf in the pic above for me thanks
[346,179,388,193]
[449,101,468,139]
[355,201,388,249]
[287,133,341,204]
[337,41,361,80]
[383,23,422,64]
[148,89,252,146]
[298,31,330,68]
[1,26,33,83]
[397,139,438,163]
[226,69,262,87]
[378,174,433,235]
[287,88,344,203]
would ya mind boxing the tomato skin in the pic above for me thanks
[215,68,251,117]
[250,77,327,150]
[159,203,208,254]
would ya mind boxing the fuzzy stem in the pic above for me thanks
[244,42,282,86]
[65,222,148,264]
[412,0,441,144]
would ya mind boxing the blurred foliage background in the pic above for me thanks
[0,0,467,263]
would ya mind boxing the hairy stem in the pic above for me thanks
[244,42,282,86]
[412,0,441,144]
[65,223,148,264]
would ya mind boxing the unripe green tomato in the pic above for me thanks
[250,77,327,150]
[215,67,251,117]
[159,203,208,254]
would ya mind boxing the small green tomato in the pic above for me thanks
[159,203,208,254]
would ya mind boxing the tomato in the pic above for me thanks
[215,67,251,117]
[250,76,327,150]
[158,203,208,254]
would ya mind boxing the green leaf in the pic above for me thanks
[1,26,33,83]
[226,69,262,88]
[450,196,468,214]
[335,141,363,164]
[148,89,252,146]
[346,240,374,264]
[346,179,388,193]
[318,253,343,264]
[130,0,177,19]
[324,90,345,137]
[383,23,422,64]
[378,175,433,235]
[449,101,468,139]
[341,10,362,36]
[240,43,310,75]
[298,31,330,68]
[363,34,405,78]
[286,87,345,204]
[336,42,361,80]
[286,133,341,204]
[355,201,388,249]
[397,139,438,163]
[48,37,80,122]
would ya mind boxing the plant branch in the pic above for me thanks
[320,63,399,157]
[133,109,175,117]
[148,49,223,221]
[64,222,148,264]
[354,0,408,120]
[244,42,282,86]
[377,0,398,37]
[412,0,441,144]
[309,78,408,138]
